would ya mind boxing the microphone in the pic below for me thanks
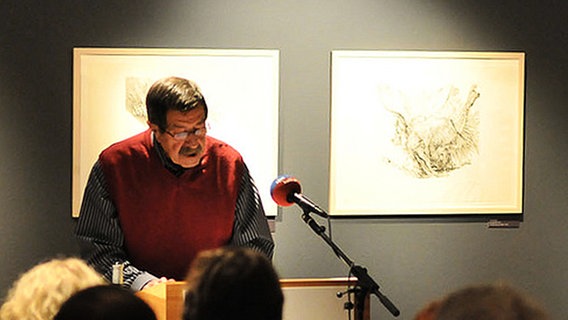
[270,175,329,218]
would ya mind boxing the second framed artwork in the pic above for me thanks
[329,50,525,216]
[73,48,279,217]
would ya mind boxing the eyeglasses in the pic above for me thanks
[164,126,207,141]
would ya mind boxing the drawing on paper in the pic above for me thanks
[125,77,152,124]
[379,84,481,178]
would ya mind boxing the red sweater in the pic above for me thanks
[99,130,241,279]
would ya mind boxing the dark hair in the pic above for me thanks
[146,76,208,131]
[183,247,283,320]
[436,283,549,320]
[54,285,157,320]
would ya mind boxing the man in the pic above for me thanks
[75,76,274,290]
[183,247,283,320]
[55,285,157,320]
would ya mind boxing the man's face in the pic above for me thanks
[150,106,207,168]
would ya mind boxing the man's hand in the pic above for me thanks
[142,277,175,290]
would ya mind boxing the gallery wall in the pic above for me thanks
[1,1,567,319]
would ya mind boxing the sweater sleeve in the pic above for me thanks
[230,164,275,259]
[74,160,157,290]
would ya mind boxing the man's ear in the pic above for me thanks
[148,121,159,133]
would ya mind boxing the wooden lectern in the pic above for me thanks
[137,278,369,320]
[137,281,186,320]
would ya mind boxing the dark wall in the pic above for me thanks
[1,1,566,319]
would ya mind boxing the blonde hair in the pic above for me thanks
[0,257,107,320]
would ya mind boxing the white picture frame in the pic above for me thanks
[330,50,525,216]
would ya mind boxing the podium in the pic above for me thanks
[136,281,186,320]
[137,278,369,320]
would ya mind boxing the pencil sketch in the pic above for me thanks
[329,50,524,215]
[125,77,152,124]
[379,85,481,178]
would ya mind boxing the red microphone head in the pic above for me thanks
[270,175,301,206]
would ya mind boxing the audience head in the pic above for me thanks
[183,246,284,320]
[413,299,443,320]
[54,285,157,320]
[415,282,549,320]
[0,257,106,320]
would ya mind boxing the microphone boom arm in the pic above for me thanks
[300,210,400,318]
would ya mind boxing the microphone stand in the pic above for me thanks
[300,210,400,318]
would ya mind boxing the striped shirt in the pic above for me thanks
[75,135,274,290]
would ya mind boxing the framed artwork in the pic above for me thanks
[73,48,279,217]
[330,50,525,216]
